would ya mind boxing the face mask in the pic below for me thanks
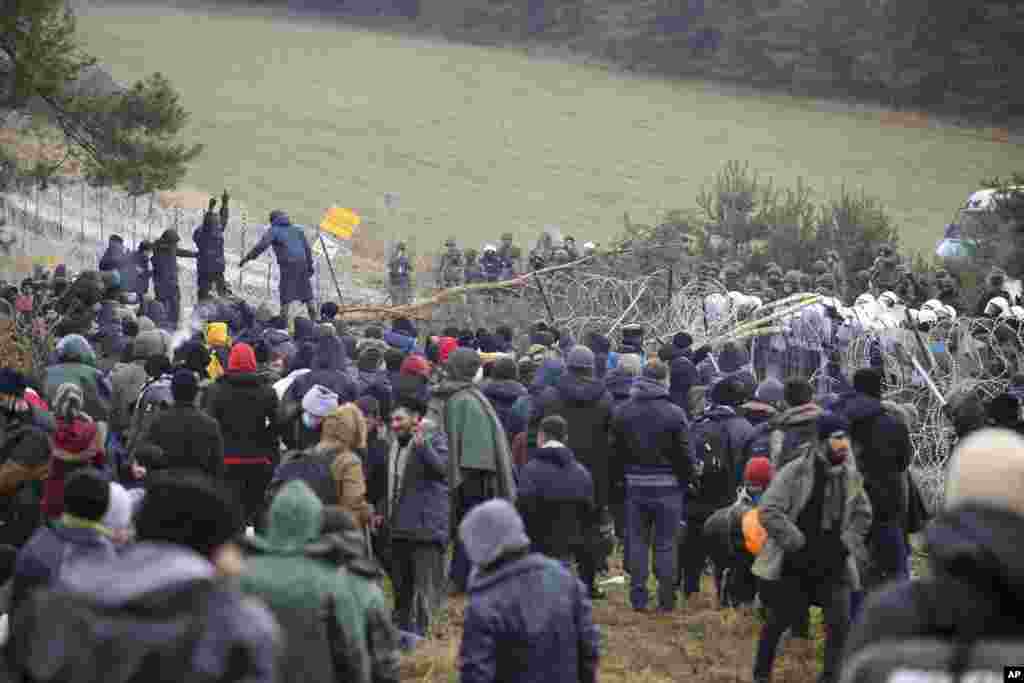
[302,413,322,430]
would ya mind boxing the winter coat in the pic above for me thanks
[203,371,280,463]
[42,337,111,422]
[10,541,280,683]
[361,430,389,511]
[533,373,614,508]
[843,504,1024,672]
[383,329,420,355]
[481,379,528,441]
[384,430,450,545]
[767,403,824,469]
[10,520,116,615]
[133,249,152,298]
[98,241,139,296]
[271,444,341,510]
[0,408,53,542]
[244,217,315,306]
[355,368,392,420]
[752,447,872,586]
[603,368,634,414]
[459,553,599,683]
[669,355,699,415]
[609,376,692,493]
[241,481,399,683]
[150,230,197,297]
[832,393,913,528]
[517,444,595,561]
[330,449,371,529]
[286,337,359,407]
[137,404,225,479]
[108,330,165,433]
[193,212,226,275]
[428,381,517,518]
[688,405,756,520]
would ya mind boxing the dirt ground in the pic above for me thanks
[401,557,823,683]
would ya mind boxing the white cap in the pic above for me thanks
[986,297,1011,316]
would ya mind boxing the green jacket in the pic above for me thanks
[240,481,399,683]
[752,447,872,588]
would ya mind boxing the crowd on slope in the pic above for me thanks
[0,214,1019,682]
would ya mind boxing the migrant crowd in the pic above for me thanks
[0,219,1020,682]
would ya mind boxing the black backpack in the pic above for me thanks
[128,375,174,448]
[689,415,735,520]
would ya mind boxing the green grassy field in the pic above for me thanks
[76,4,1023,254]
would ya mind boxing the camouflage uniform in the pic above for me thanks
[388,243,413,305]
[463,248,483,284]
[437,239,463,289]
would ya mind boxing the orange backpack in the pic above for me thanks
[741,507,768,556]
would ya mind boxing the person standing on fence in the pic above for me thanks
[239,210,317,325]
[193,192,231,301]
[150,228,197,329]
[98,235,139,304]
[388,242,413,306]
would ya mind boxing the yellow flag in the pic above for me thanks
[320,207,361,240]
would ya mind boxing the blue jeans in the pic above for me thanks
[626,485,684,610]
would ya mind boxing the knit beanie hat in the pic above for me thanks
[617,353,642,377]
[946,428,1024,517]
[817,412,850,441]
[743,457,775,490]
[755,377,785,404]
[853,367,883,399]
[710,377,744,407]
[320,403,368,452]
[171,368,200,404]
[0,368,27,397]
[54,382,85,421]
[320,302,339,320]
[302,384,340,419]
[63,468,110,521]
[448,347,482,382]
[103,482,134,532]
[206,322,229,348]
[491,356,519,381]
[458,499,531,570]
[566,345,595,370]
[673,332,693,349]
[135,472,243,558]
[358,346,383,372]
[400,353,432,379]
[228,343,257,373]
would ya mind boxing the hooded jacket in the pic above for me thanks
[108,330,166,434]
[202,345,280,463]
[843,504,1024,669]
[43,336,111,422]
[517,444,595,561]
[138,402,225,479]
[243,215,315,306]
[609,376,692,492]
[150,229,197,297]
[193,211,227,275]
[459,552,599,683]
[834,393,913,527]
[286,336,359,407]
[99,239,139,297]
[10,541,279,683]
[10,519,116,615]
[533,372,614,508]
[669,354,699,415]
[767,403,824,469]
[481,379,527,441]
[241,481,399,683]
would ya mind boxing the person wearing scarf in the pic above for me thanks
[427,347,516,595]
[751,412,872,683]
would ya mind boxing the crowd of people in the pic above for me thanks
[0,210,1020,682]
